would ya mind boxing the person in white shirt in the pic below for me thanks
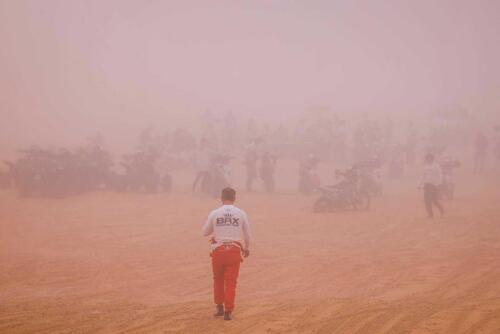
[420,153,444,218]
[202,187,251,320]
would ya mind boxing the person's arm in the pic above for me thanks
[202,212,214,237]
[241,213,252,257]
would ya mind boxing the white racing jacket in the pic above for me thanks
[202,205,251,251]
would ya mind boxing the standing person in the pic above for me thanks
[420,153,444,218]
[298,154,319,194]
[202,188,251,321]
[209,153,232,197]
[473,130,489,174]
[243,142,258,192]
[259,152,277,192]
[192,139,212,193]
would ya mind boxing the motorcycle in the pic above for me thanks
[313,167,371,213]
[111,150,172,193]
[355,158,383,197]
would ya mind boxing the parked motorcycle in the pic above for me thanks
[111,150,172,193]
[313,167,370,213]
[355,158,383,197]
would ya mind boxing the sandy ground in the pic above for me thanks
[1,173,500,333]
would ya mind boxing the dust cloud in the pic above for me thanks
[1,1,500,333]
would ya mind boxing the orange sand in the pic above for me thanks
[1,176,500,333]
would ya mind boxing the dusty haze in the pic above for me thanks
[1,1,500,334]
[1,0,500,153]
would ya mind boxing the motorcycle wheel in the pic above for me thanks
[314,197,332,213]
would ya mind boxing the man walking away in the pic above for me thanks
[202,187,251,320]
[420,153,444,219]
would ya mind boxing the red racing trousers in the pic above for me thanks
[211,245,241,312]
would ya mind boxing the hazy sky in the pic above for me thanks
[1,0,499,150]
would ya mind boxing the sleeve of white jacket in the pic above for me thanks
[202,211,214,236]
[241,212,252,249]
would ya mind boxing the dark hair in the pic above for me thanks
[221,187,236,201]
